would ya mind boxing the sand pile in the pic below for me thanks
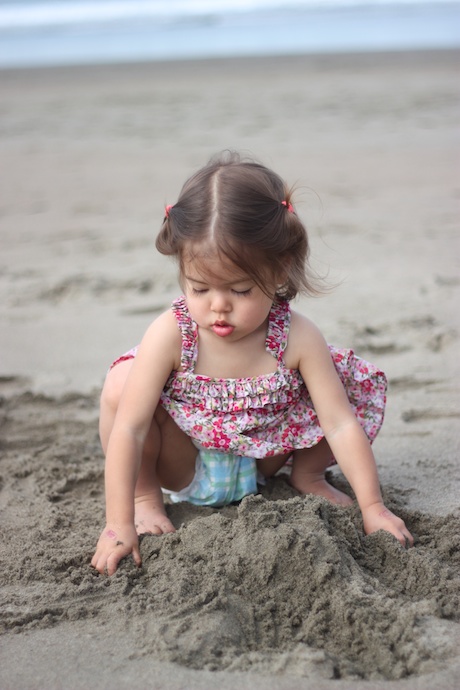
[134,495,459,680]
[1,387,458,682]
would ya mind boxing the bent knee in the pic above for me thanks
[256,453,290,478]
[100,360,133,412]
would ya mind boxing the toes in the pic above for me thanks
[161,522,176,534]
[136,521,176,536]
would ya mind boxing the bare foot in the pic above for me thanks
[290,473,354,506]
[134,493,176,536]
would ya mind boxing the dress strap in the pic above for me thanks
[171,296,198,372]
[266,298,290,363]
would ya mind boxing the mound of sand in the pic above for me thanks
[1,388,459,683]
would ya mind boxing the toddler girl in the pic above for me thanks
[92,152,413,576]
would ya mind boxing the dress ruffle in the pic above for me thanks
[159,297,387,460]
[163,369,305,413]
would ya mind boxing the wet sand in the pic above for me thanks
[0,50,459,689]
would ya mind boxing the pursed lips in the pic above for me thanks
[211,321,235,337]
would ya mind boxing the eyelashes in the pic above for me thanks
[190,287,253,297]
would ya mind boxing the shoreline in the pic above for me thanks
[0,45,458,77]
[2,0,458,71]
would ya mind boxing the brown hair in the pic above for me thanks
[156,151,320,300]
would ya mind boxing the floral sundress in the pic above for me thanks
[156,296,387,460]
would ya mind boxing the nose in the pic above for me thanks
[210,290,231,314]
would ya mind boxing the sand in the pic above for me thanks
[0,50,459,690]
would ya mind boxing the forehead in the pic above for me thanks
[181,244,251,284]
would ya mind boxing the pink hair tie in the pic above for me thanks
[281,200,294,213]
[165,204,173,218]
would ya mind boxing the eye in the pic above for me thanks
[191,287,208,295]
[232,288,252,296]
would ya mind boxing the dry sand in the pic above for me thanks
[0,50,459,689]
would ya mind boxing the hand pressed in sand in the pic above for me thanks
[91,524,141,576]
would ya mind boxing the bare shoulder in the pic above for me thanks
[144,307,180,337]
[137,307,182,371]
[115,307,182,419]
[284,308,329,369]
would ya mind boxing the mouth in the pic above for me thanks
[211,321,234,337]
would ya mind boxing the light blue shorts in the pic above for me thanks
[164,447,260,507]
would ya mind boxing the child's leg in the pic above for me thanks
[132,407,198,534]
[289,440,353,506]
[99,360,197,535]
[257,439,353,506]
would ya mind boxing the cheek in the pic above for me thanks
[242,300,271,324]
[186,296,206,322]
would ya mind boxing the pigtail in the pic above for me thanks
[272,185,325,300]
[156,205,177,256]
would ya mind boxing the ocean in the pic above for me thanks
[0,0,459,69]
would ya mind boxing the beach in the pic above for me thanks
[0,49,459,689]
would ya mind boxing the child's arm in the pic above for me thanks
[91,310,181,575]
[319,417,412,545]
[290,313,413,547]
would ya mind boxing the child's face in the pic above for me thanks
[181,249,276,342]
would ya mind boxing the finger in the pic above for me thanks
[395,528,413,549]
[404,530,414,548]
[132,544,142,568]
[396,532,407,547]
[379,522,406,547]
[106,550,124,576]
[91,553,107,575]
